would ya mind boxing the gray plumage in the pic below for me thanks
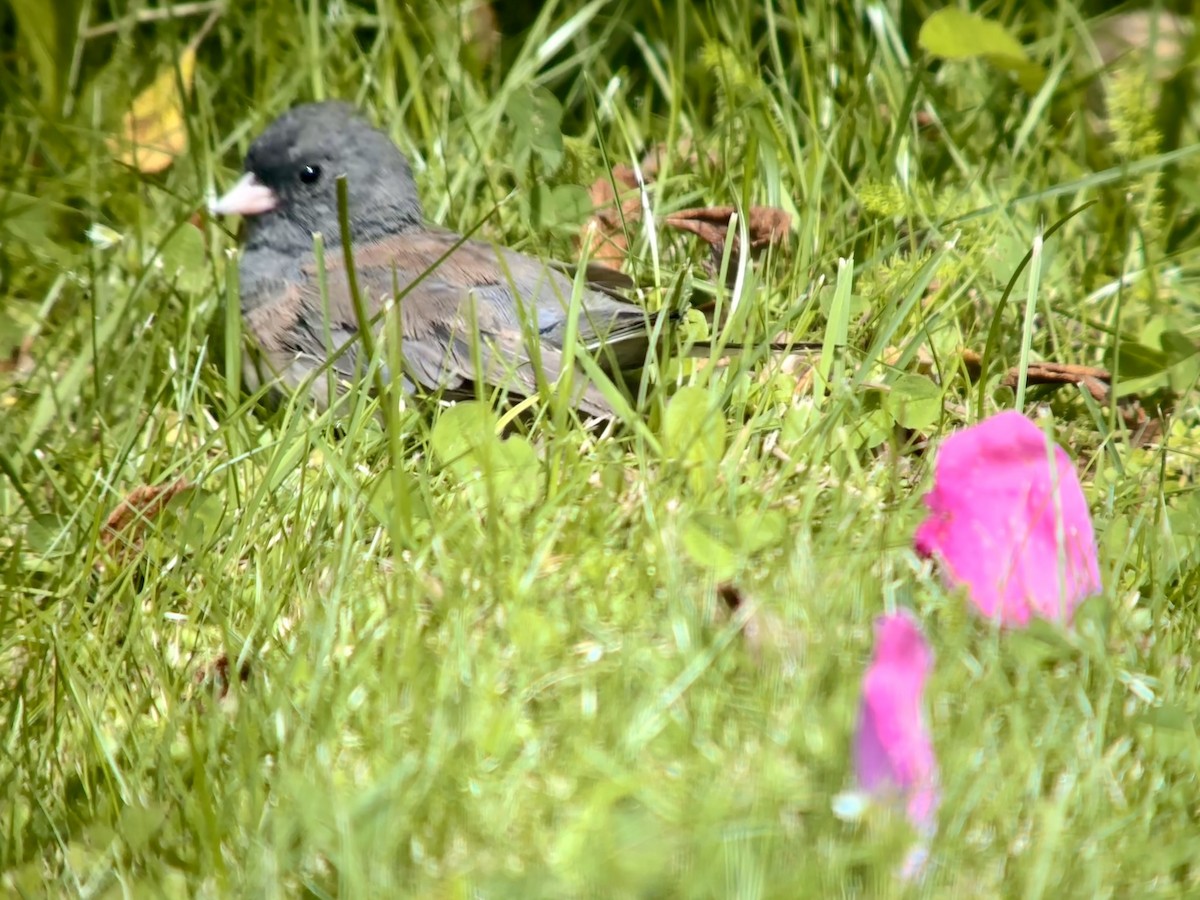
[215,101,664,418]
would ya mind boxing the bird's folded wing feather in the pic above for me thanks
[243,237,620,416]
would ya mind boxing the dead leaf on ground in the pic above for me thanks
[961,348,983,380]
[664,205,791,251]
[746,331,820,389]
[1002,360,1167,447]
[1124,404,1164,447]
[665,205,792,282]
[100,477,191,562]
[716,582,804,668]
[109,6,221,174]
[462,1,500,69]
[0,334,35,378]
[878,103,939,131]
[578,141,788,274]
[581,163,640,269]
[1001,361,1112,402]
[636,138,718,183]
[194,652,252,702]
[793,364,817,397]
[110,45,198,173]
[878,345,935,376]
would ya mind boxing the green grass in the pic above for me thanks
[4,0,1200,896]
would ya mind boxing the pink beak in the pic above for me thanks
[210,173,278,217]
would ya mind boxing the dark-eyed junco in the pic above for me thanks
[211,101,804,418]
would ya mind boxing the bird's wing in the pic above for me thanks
[244,242,618,417]
[338,232,656,347]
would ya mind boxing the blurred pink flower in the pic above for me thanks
[914,411,1101,626]
[854,610,938,833]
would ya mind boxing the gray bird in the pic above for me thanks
[210,101,793,417]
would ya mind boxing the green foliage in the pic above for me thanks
[506,85,566,171]
[885,374,942,431]
[1108,68,1162,161]
[919,7,1047,94]
[662,385,727,496]
[4,0,1200,895]
[430,401,541,516]
[8,0,83,110]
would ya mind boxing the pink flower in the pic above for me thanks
[854,611,939,833]
[914,411,1101,626]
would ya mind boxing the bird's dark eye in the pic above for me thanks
[299,164,322,184]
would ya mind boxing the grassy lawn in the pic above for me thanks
[4,1,1200,896]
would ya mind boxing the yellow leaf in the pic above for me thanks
[111,45,197,174]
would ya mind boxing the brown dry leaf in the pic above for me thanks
[194,652,251,701]
[462,1,500,68]
[961,348,983,380]
[846,340,928,373]
[663,205,791,253]
[111,45,197,173]
[878,103,938,131]
[792,363,816,396]
[579,138,789,274]
[663,206,791,283]
[1125,403,1164,448]
[577,140,716,271]
[1002,361,1168,447]
[637,140,705,182]
[0,335,35,377]
[1001,361,1111,402]
[1100,394,1166,449]
[580,163,641,270]
[691,355,734,371]
[100,477,191,560]
[716,582,804,667]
